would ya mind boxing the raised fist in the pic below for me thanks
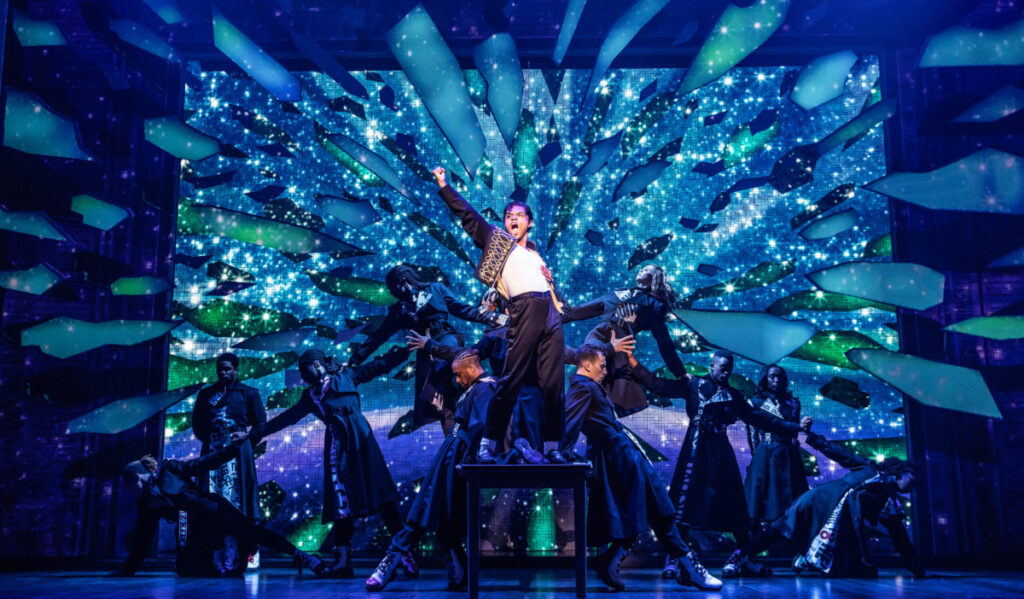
[432,166,447,188]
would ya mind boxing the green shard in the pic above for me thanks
[674,309,815,365]
[547,177,584,251]
[790,330,882,370]
[807,262,945,311]
[682,260,795,305]
[264,198,325,230]
[258,481,286,521]
[71,194,130,231]
[526,489,556,553]
[512,110,540,191]
[818,376,870,409]
[267,386,305,409]
[919,19,1024,67]
[66,384,202,434]
[163,412,193,437]
[861,233,892,258]
[628,233,674,270]
[583,89,614,146]
[4,88,96,161]
[22,317,181,359]
[314,122,384,186]
[305,270,395,306]
[790,51,858,111]
[144,116,219,161]
[288,515,333,552]
[621,91,674,158]
[109,18,180,62]
[231,105,298,149]
[141,0,185,25]
[721,119,780,169]
[800,449,820,476]
[944,316,1024,340]
[766,290,894,316]
[678,0,790,95]
[212,6,300,101]
[407,212,475,266]
[12,7,68,46]
[847,348,1001,419]
[835,437,907,463]
[463,70,488,108]
[622,424,667,462]
[388,409,419,439]
[168,352,298,389]
[476,155,495,188]
[791,184,857,230]
[110,276,173,296]
[649,137,683,162]
[181,299,303,338]
[0,263,63,295]
[380,135,435,183]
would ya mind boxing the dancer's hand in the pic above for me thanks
[231,431,249,443]
[610,332,635,355]
[799,416,813,432]
[540,265,553,284]
[626,349,639,369]
[406,330,430,350]
[432,166,447,188]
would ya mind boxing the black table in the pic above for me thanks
[457,463,591,599]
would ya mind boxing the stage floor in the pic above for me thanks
[1,568,1022,598]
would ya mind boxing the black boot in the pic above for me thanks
[593,543,628,591]
[325,545,354,578]
[293,550,327,578]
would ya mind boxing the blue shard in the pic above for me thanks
[709,192,731,213]
[695,223,718,233]
[174,254,213,269]
[539,141,562,166]
[317,193,382,229]
[673,20,699,46]
[387,5,485,176]
[807,262,945,311]
[67,384,204,434]
[919,19,1024,67]
[585,230,604,246]
[748,109,778,135]
[703,110,728,126]
[326,132,411,198]
[379,85,398,111]
[4,89,97,161]
[552,0,587,65]
[184,169,237,189]
[799,208,858,241]
[864,149,1024,214]
[109,18,180,62]
[396,133,418,156]
[327,95,366,120]
[847,349,1001,420]
[639,80,658,102]
[144,116,219,160]
[258,142,295,158]
[588,0,672,96]
[577,130,623,176]
[790,50,858,111]
[953,85,1024,123]
[233,328,315,352]
[679,217,699,229]
[726,176,770,194]
[474,33,523,148]
[697,264,722,277]
[71,194,131,231]
[990,245,1024,268]
[944,316,1024,341]
[0,263,64,295]
[0,206,70,242]
[12,7,68,46]
[289,30,368,100]
[674,309,816,366]
[692,160,725,176]
[614,161,671,201]
[141,0,186,25]
[678,0,790,95]
[245,185,286,203]
[212,6,301,101]
[22,317,181,359]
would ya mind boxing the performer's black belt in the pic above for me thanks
[510,291,549,302]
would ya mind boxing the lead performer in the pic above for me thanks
[432,167,569,464]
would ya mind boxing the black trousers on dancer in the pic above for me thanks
[487,292,564,443]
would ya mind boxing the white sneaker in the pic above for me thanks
[365,549,401,591]
[247,550,260,570]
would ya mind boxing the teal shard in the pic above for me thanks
[142,0,185,25]
[0,206,70,242]
[511,110,540,190]
[588,0,671,95]
[864,149,1024,214]
[4,88,96,161]
[109,18,180,62]
[327,133,410,198]
[317,194,382,229]
[473,33,523,148]
[233,328,315,351]
[0,264,64,295]
[11,7,68,46]
[847,349,1002,420]
[953,86,1024,123]
[621,91,675,158]
[289,31,368,99]
[547,177,584,251]
[144,116,219,160]
[22,317,181,359]
[944,316,1024,340]
[919,19,1024,67]
[66,384,203,434]
[673,309,816,366]
[387,5,485,176]
[678,0,790,95]
[807,262,945,311]
[990,245,1024,268]
[799,208,858,240]
[790,50,858,111]
[613,160,671,201]
[71,194,130,231]
[407,212,474,266]
[578,130,623,176]
[553,0,587,65]
[817,98,897,154]
[212,6,300,101]
[110,276,173,296]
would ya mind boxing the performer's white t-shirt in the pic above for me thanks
[501,244,550,297]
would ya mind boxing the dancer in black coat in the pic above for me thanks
[726,432,924,578]
[364,349,497,591]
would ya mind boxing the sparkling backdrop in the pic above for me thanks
[163,57,903,556]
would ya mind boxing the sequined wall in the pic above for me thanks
[163,58,900,556]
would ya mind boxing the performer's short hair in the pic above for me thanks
[385,264,426,298]
[711,349,735,363]
[879,457,915,477]
[577,344,605,366]
[503,200,533,225]
[453,348,480,367]
[216,352,240,368]
[122,460,149,481]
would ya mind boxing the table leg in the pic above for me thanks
[468,477,480,599]
[574,477,586,599]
